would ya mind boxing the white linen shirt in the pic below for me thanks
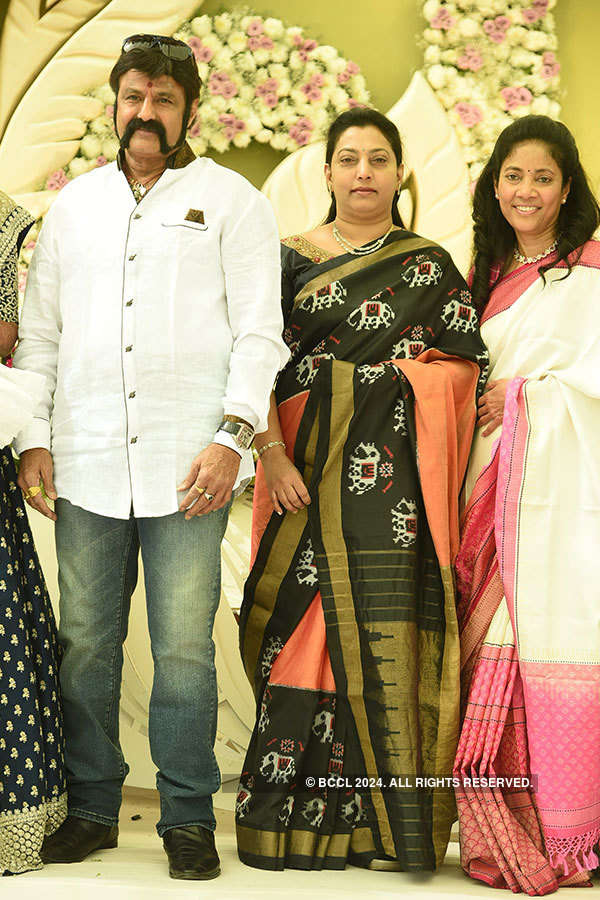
[13,153,289,518]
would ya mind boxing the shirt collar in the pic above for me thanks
[116,141,196,173]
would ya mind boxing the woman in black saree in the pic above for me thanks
[236,110,487,872]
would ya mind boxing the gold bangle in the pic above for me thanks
[256,440,286,458]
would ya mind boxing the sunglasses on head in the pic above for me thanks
[121,34,193,61]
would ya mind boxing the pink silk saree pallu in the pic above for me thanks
[454,243,600,894]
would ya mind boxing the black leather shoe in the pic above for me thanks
[41,815,118,863]
[163,825,220,880]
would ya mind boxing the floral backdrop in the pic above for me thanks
[422,0,560,186]
[18,1,561,285]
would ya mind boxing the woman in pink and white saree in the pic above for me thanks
[454,116,600,894]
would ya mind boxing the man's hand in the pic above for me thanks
[477,379,510,437]
[17,447,57,521]
[177,443,241,519]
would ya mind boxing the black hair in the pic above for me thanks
[324,108,404,226]
[109,43,201,145]
[471,114,600,311]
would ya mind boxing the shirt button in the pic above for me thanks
[128,391,136,399]
[130,436,138,444]
[128,254,136,261]
[126,299,134,307]
[125,345,132,352]
[133,213,142,220]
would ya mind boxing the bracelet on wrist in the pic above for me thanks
[256,440,286,458]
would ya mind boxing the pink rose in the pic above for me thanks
[346,60,360,75]
[298,39,317,61]
[501,86,532,111]
[431,7,455,30]
[289,116,314,146]
[337,71,350,84]
[454,101,483,128]
[541,51,560,78]
[483,16,510,43]
[246,19,264,36]
[45,169,69,191]
[208,71,238,98]
[189,119,202,138]
[188,37,214,62]
[348,98,366,108]
[301,83,322,102]
[219,113,246,141]
[457,45,483,72]
[96,155,108,167]
[105,104,114,118]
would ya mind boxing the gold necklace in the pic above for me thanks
[126,171,162,204]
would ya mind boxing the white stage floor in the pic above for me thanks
[11,789,600,898]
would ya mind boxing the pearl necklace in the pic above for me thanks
[513,238,559,266]
[332,222,394,256]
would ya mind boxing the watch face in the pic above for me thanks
[235,423,254,450]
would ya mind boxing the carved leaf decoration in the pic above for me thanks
[0,0,110,138]
[263,72,473,274]
[0,0,203,195]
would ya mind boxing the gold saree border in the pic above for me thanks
[431,565,460,864]
[293,236,439,309]
[242,417,319,687]
[236,822,375,862]
[318,361,395,857]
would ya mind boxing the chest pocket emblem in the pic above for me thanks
[184,208,205,224]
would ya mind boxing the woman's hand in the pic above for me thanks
[477,379,510,437]
[261,447,311,514]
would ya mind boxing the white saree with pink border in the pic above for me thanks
[454,241,600,894]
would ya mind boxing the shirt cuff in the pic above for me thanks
[13,417,51,456]
[213,430,243,458]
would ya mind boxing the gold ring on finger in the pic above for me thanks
[194,485,206,495]
[25,485,42,500]
[204,492,214,502]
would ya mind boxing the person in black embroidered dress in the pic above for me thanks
[0,191,66,874]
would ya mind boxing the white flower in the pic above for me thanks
[255,128,273,143]
[212,95,228,112]
[253,49,271,66]
[548,99,561,118]
[330,86,350,108]
[426,64,448,90]
[326,56,346,75]
[214,48,234,68]
[530,96,552,115]
[101,137,120,161]
[200,102,219,125]
[233,132,251,148]
[214,13,232,36]
[271,47,289,64]
[191,15,212,38]
[288,50,304,71]
[457,16,479,38]
[227,31,247,54]
[424,45,441,65]
[349,74,367,92]
[239,85,255,101]
[264,17,284,39]
[314,45,338,63]
[261,110,280,128]
[93,84,114,105]
[507,26,528,46]
[271,132,289,151]
[80,134,102,159]
[188,136,207,155]
[510,49,537,69]
[493,44,511,61]
[197,62,209,82]
[440,49,459,64]
[423,0,440,21]
[237,52,257,73]
[246,114,262,136]
[312,108,330,130]
[68,157,94,178]
[210,133,230,153]
[202,34,223,53]
[523,31,550,52]
[423,28,444,46]
[89,115,112,135]
[286,27,303,44]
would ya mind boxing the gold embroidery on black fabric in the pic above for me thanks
[185,209,205,224]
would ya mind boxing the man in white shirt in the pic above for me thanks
[13,34,288,880]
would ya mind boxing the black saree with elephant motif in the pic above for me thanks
[235,229,487,871]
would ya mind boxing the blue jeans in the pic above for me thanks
[54,498,230,836]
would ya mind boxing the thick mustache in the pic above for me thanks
[120,117,173,154]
